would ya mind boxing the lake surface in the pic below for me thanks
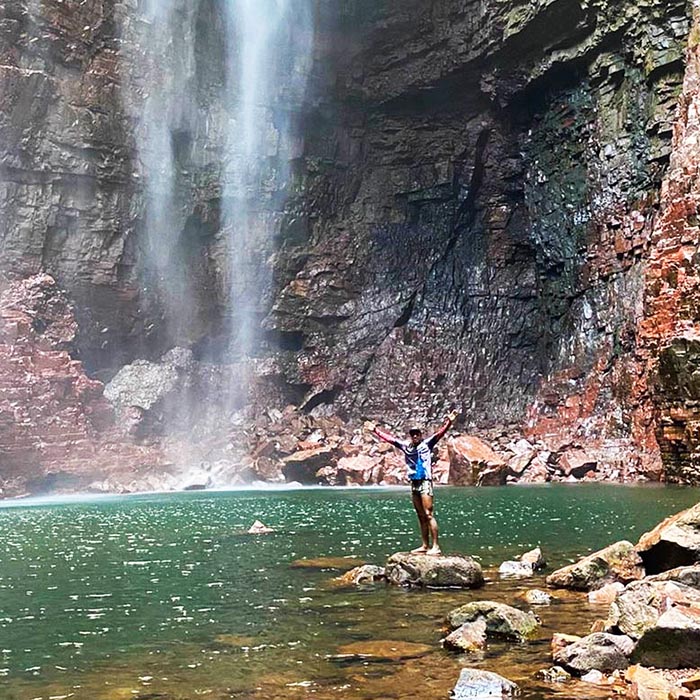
[1,484,699,700]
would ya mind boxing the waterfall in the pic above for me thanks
[123,0,314,461]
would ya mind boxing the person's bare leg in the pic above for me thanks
[422,493,441,555]
[411,491,429,552]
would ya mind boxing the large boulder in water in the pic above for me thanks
[636,502,700,574]
[552,632,634,674]
[605,579,700,640]
[385,552,484,588]
[447,600,541,641]
[451,669,519,700]
[546,540,645,591]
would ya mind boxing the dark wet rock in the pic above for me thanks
[447,601,541,641]
[606,579,700,640]
[333,640,432,661]
[443,618,488,653]
[636,503,700,574]
[333,564,386,587]
[631,604,700,668]
[386,552,484,589]
[546,541,645,591]
[552,632,634,674]
[451,668,520,699]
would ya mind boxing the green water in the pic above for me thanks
[1,484,699,700]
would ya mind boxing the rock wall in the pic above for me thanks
[1,0,700,491]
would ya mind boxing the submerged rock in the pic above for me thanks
[333,640,432,661]
[535,666,571,683]
[386,552,484,588]
[552,632,633,674]
[447,601,541,641]
[451,668,520,699]
[522,589,553,606]
[636,502,700,574]
[290,557,365,571]
[546,541,644,591]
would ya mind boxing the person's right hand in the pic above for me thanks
[363,420,377,433]
[447,410,459,423]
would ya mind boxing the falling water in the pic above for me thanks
[123,0,314,472]
[219,0,314,404]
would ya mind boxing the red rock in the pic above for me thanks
[447,435,507,486]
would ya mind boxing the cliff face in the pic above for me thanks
[1,0,699,492]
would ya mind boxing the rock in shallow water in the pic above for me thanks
[333,640,432,661]
[333,564,386,586]
[451,668,520,699]
[443,618,488,652]
[552,632,634,674]
[447,601,541,641]
[386,552,484,588]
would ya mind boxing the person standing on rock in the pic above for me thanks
[365,411,459,556]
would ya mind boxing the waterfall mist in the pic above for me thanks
[120,0,315,480]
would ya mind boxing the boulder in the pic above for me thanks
[451,669,520,700]
[335,454,381,485]
[546,541,645,591]
[282,445,338,483]
[558,450,598,479]
[333,564,386,586]
[632,604,700,668]
[386,552,484,588]
[637,503,700,574]
[606,579,700,640]
[447,436,507,486]
[443,618,487,652]
[552,632,633,674]
[447,601,541,641]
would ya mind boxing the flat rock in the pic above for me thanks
[447,600,541,641]
[386,552,484,588]
[333,640,432,661]
[552,632,634,674]
[443,618,488,652]
[451,668,520,699]
[637,502,700,574]
[546,541,645,591]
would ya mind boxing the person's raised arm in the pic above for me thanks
[364,421,403,448]
[426,410,459,448]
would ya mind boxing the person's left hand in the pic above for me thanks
[364,420,377,433]
[447,410,459,423]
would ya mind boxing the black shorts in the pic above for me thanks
[411,479,434,497]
